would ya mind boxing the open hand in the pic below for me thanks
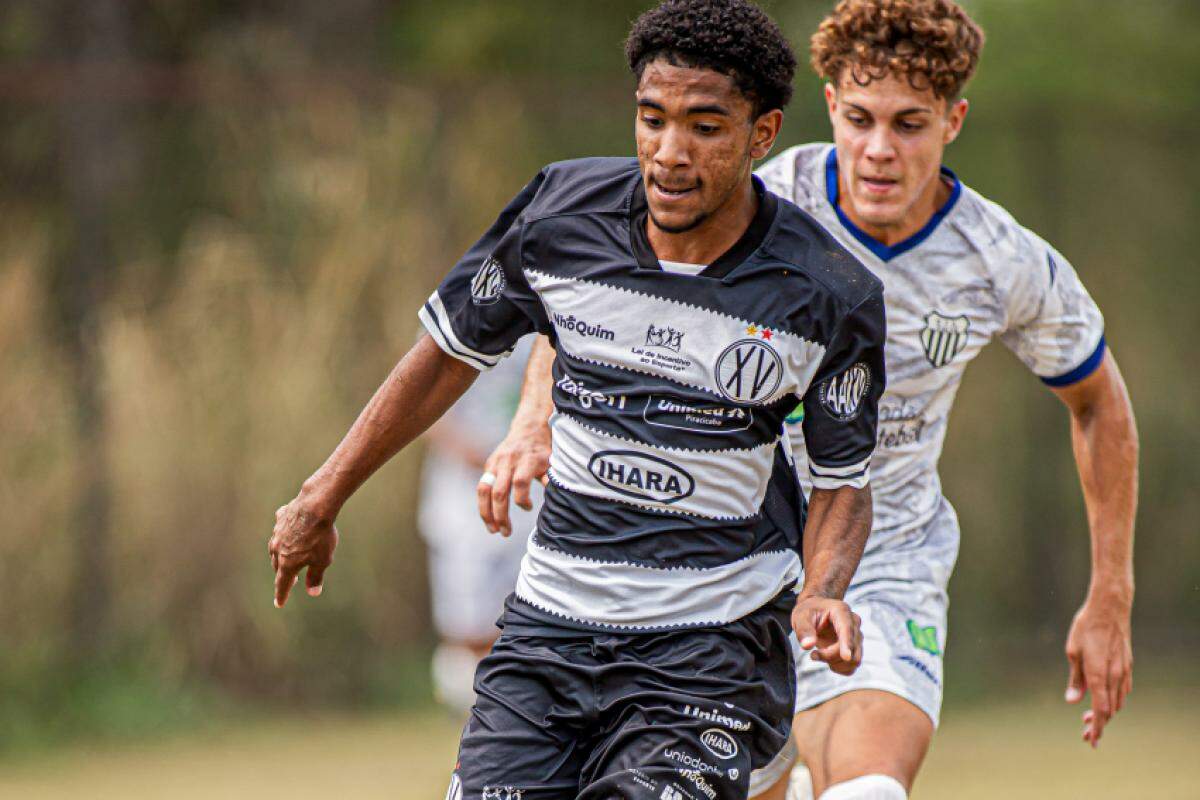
[477,422,551,537]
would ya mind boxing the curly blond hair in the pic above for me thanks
[811,0,984,100]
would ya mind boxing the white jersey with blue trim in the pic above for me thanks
[757,143,1105,585]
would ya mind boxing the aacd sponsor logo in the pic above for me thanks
[700,728,738,760]
[588,450,695,504]
[818,362,871,421]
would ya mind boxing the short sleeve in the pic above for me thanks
[999,230,1105,387]
[419,172,549,370]
[801,288,887,490]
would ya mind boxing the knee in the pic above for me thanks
[817,775,906,800]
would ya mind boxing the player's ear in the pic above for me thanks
[750,108,783,160]
[823,82,838,122]
[943,98,969,145]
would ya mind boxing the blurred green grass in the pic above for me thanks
[1,684,1195,799]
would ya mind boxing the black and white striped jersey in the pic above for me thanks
[420,157,885,632]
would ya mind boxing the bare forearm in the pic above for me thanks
[799,485,872,601]
[511,334,556,433]
[301,335,478,519]
[1068,360,1138,605]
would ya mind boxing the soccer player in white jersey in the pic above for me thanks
[419,336,541,712]
[480,2,1139,798]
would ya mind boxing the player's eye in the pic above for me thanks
[898,120,924,132]
[846,113,869,127]
[641,114,664,128]
[695,122,720,135]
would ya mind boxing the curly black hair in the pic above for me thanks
[625,0,797,117]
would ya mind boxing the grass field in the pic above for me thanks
[1,687,1196,799]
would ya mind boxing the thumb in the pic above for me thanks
[306,564,327,597]
[1065,653,1086,704]
[795,607,824,650]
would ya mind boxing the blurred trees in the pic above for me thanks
[0,0,1196,735]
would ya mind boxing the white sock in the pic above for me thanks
[818,775,907,800]
[785,764,815,800]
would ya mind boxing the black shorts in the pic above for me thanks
[447,596,796,800]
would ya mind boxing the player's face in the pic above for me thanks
[635,59,781,234]
[825,72,967,236]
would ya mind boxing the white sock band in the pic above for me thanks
[818,775,907,800]
[785,763,815,800]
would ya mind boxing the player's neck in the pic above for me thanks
[840,170,952,247]
[647,180,758,266]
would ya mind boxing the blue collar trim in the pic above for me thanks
[824,147,962,262]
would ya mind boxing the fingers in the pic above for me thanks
[1065,649,1086,704]
[274,563,299,608]
[1082,707,1110,748]
[793,607,822,650]
[490,466,514,537]
[477,457,501,533]
[512,463,535,512]
[1085,664,1112,720]
[305,563,327,597]
[826,604,859,663]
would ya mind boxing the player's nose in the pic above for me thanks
[653,124,692,170]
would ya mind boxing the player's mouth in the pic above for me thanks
[859,175,900,196]
[650,178,699,203]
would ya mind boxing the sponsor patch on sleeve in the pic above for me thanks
[817,362,871,421]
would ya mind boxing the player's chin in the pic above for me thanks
[853,197,908,228]
[647,206,707,235]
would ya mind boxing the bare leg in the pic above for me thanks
[794,690,932,796]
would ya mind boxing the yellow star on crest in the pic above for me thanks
[746,324,759,336]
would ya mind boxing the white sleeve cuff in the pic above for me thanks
[809,456,871,490]
[418,291,511,371]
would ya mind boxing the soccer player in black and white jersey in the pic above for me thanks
[268,1,889,798]
[484,2,1139,800]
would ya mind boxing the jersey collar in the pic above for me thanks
[630,174,778,280]
[824,147,961,262]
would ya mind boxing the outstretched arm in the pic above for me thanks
[270,334,480,607]
[792,484,872,676]
[1051,351,1138,748]
[478,334,556,536]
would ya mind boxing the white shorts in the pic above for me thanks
[794,575,948,728]
[748,577,948,796]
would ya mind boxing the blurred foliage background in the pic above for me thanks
[1,0,1197,757]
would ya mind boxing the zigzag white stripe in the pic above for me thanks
[525,269,827,403]
[549,412,777,521]
[514,537,801,629]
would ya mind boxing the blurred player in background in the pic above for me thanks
[482,2,1139,799]
[419,336,541,712]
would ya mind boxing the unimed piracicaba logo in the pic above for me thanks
[587,450,695,504]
